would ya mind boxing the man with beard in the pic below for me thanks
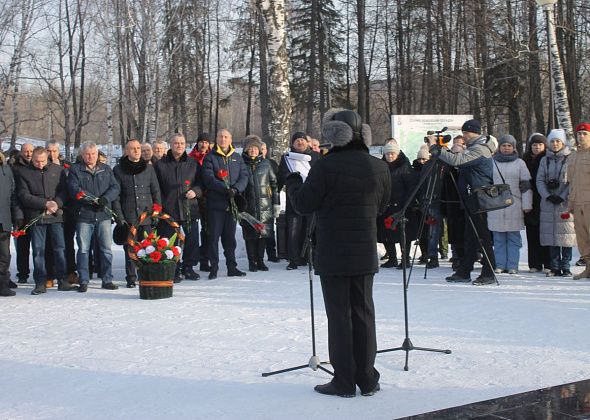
[285,109,390,397]
[113,139,161,287]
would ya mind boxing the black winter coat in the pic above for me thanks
[67,162,121,223]
[202,144,249,212]
[154,150,201,222]
[241,154,279,239]
[523,150,546,226]
[286,143,391,276]
[113,157,161,225]
[0,157,22,232]
[17,163,68,224]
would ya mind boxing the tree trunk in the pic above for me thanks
[356,0,367,120]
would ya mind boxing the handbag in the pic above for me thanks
[466,160,514,214]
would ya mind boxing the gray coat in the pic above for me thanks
[112,157,161,225]
[536,147,576,247]
[0,157,22,232]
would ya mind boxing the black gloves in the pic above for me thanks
[547,195,564,204]
[429,144,442,158]
[228,188,237,199]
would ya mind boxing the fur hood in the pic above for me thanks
[321,108,372,148]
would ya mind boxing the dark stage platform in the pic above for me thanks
[401,378,590,419]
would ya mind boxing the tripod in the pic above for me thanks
[262,214,333,377]
[377,156,452,371]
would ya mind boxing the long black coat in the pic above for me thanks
[202,144,249,212]
[17,162,68,224]
[0,157,22,232]
[286,144,391,276]
[523,150,546,226]
[113,157,161,225]
[241,154,279,239]
[154,150,201,222]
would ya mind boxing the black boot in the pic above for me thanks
[228,267,246,277]
[380,258,398,268]
[0,288,15,296]
[182,266,200,280]
[8,280,17,288]
[257,260,269,271]
[426,256,439,268]
[31,284,47,295]
[255,239,268,271]
[248,262,258,272]
[58,278,77,291]
[126,280,137,288]
[208,268,218,280]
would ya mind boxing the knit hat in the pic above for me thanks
[576,123,590,133]
[527,132,547,146]
[498,134,517,148]
[416,146,430,160]
[547,128,567,144]
[243,135,263,152]
[291,131,307,144]
[461,119,482,135]
[383,142,400,154]
[321,108,372,147]
[196,132,210,143]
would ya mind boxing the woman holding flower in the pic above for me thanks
[241,135,280,272]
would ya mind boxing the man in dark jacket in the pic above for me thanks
[286,109,391,398]
[154,134,202,281]
[0,152,22,297]
[67,141,121,292]
[278,132,321,270]
[432,119,497,285]
[17,147,76,294]
[202,129,249,279]
[113,139,161,287]
[12,143,34,284]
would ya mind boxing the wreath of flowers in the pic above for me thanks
[127,204,185,265]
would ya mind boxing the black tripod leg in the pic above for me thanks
[262,364,310,377]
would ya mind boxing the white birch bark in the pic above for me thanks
[546,7,575,145]
[257,0,291,156]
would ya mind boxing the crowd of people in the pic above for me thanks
[377,119,590,286]
[0,119,589,298]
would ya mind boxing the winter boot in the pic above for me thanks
[8,280,17,288]
[380,258,398,268]
[0,287,15,296]
[257,260,269,271]
[182,266,200,280]
[426,256,439,269]
[31,284,47,295]
[58,278,77,291]
[574,262,590,280]
[228,267,246,277]
[248,262,258,272]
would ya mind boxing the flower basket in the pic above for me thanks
[128,204,185,300]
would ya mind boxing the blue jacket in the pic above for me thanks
[202,144,249,211]
[67,162,121,223]
[438,135,497,200]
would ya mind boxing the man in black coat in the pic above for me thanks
[286,109,391,398]
[154,134,202,282]
[113,139,162,287]
[202,129,249,279]
[17,147,76,294]
[0,152,22,297]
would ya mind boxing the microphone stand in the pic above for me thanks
[262,214,333,377]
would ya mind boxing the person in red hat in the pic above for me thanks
[568,123,590,279]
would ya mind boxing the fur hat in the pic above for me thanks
[291,131,307,144]
[527,132,547,146]
[461,119,482,135]
[383,142,400,154]
[243,135,263,152]
[196,132,210,143]
[321,108,372,147]
[416,146,430,160]
[547,128,567,144]
[498,134,517,148]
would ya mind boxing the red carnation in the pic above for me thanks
[11,230,26,238]
[184,179,190,185]
[384,216,394,230]
[140,239,151,248]
[133,244,142,253]
[152,203,163,213]
[172,247,180,257]
[75,191,86,200]
[63,163,70,169]
[147,233,155,240]
[149,251,162,263]
[560,212,571,220]
[217,169,229,179]
[254,223,265,233]
[156,239,167,249]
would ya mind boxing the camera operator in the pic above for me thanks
[430,119,497,286]
[285,109,390,398]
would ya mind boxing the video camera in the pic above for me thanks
[424,127,452,146]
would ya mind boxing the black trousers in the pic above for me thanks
[245,238,266,263]
[16,234,31,279]
[286,213,306,263]
[319,274,380,394]
[265,225,277,259]
[0,232,11,290]
[207,209,238,271]
[457,211,495,278]
[525,223,550,270]
[199,220,209,266]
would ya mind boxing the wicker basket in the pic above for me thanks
[138,263,176,300]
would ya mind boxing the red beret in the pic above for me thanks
[575,123,590,133]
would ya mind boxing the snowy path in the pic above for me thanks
[1,245,590,419]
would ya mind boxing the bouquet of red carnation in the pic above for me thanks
[75,190,119,221]
[216,169,240,222]
[131,230,181,265]
[11,210,60,238]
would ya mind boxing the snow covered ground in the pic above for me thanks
[1,239,589,420]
